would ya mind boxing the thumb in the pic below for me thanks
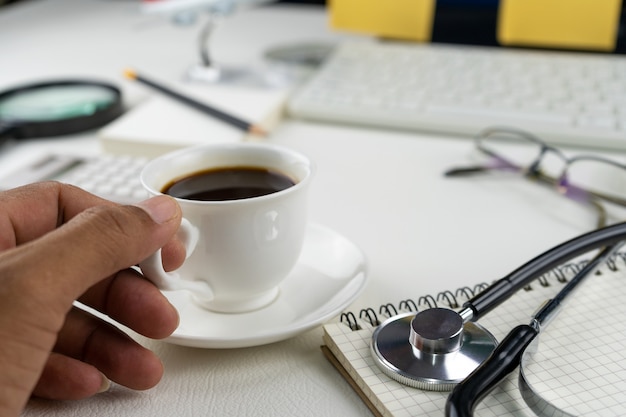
[7,195,182,314]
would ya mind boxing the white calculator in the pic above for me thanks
[0,154,150,204]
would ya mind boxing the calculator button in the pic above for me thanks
[51,154,149,203]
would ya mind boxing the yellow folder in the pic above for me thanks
[498,0,622,52]
[329,0,436,42]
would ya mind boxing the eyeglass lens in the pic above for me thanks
[477,129,566,177]
[477,129,626,205]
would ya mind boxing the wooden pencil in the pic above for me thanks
[123,68,267,136]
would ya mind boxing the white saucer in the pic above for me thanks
[162,223,368,349]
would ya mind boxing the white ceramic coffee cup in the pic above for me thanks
[138,143,313,313]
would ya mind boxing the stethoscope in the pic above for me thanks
[371,221,626,417]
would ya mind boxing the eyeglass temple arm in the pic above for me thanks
[447,162,626,206]
[443,166,492,176]
[529,172,608,229]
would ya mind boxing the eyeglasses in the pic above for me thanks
[445,127,626,229]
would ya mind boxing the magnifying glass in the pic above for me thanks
[0,79,123,144]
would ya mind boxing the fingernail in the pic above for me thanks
[135,195,179,224]
[98,372,111,393]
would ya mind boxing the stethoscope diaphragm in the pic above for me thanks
[371,308,497,391]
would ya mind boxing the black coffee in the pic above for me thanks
[162,166,296,201]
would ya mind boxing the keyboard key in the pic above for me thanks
[425,104,574,126]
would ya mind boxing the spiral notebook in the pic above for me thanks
[322,255,626,417]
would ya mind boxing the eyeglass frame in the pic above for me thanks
[445,126,626,229]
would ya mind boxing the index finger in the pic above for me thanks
[0,182,115,251]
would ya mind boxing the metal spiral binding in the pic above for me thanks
[359,308,380,326]
[342,253,626,329]
[418,294,438,309]
[339,312,360,331]
[379,303,398,318]
[398,299,417,312]
[437,290,459,308]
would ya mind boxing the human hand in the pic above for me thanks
[0,182,185,416]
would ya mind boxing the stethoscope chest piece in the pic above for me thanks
[371,308,498,391]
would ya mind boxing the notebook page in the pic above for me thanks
[520,265,626,416]
[98,83,287,158]
[323,261,625,416]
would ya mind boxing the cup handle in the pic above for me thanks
[139,218,214,300]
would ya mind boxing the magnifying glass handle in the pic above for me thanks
[445,324,537,417]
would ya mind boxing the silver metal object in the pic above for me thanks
[371,309,497,391]
[518,338,574,417]
[371,223,626,404]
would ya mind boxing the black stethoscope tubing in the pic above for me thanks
[0,79,123,142]
[459,221,626,323]
[445,221,626,416]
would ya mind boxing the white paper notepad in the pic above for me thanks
[98,82,288,158]
[322,256,626,417]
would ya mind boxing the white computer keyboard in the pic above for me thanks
[288,40,626,150]
[0,154,149,204]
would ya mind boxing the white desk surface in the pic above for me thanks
[2,1,623,416]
